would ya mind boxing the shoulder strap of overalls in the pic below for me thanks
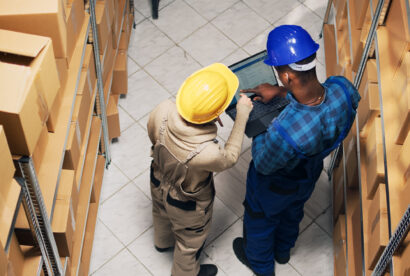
[184,139,217,164]
[273,78,354,158]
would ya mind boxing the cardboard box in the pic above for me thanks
[101,31,115,84]
[107,95,120,140]
[346,190,363,276]
[358,82,380,136]
[0,239,6,276]
[344,137,359,189]
[96,0,111,55]
[72,92,91,147]
[52,170,77,257]
[6,234,24,276]
[333,162,345,219]
[82,45,96,93]
[0,0,68,59]
[395,52,410,144]
[118,29,130,50]
[323,24,337,77]
[91,155,105,204]
[0,179,21,247]
[58,169,79,216]
[111,50,128,95]
[0,126,15,194]
[55,57,69,86]
[365,117,385,199]
[46,87,63,133]
[65,0,85,64]
[0,30,61,155]
[32,124,49,171]
[367,184,389,270]
[78,68,93,99]
[333,214,346,276]
[63,122,81,171]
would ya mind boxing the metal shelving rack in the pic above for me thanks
[323,0,410,275]
[9,1,112,274]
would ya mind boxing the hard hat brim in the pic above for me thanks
[176,63,239,124]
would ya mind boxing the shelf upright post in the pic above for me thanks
[371,205,410,276]
[16,158,63,276]
[89,0,111,167]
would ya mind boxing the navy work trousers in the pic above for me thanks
[242,162,318,275]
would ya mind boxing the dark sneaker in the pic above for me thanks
[275,251,290,264]
[197,264,218,276]
[233,237,275,276]
[154,245,174,253]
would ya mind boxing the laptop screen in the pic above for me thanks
[228,50,278,106]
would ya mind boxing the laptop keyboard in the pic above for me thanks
[227,97,289,121]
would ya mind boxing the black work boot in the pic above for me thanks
[233,237,275,276]
[275,251,290,264]
[197,264,218,276]
[154,245,174,253]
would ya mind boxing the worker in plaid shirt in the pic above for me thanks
[232,25,361,276]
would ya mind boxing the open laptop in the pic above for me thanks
[225,50,289,137]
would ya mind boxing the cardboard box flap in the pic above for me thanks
[0,62,32,111]
[0,29,49,58]
[0,0,58,15]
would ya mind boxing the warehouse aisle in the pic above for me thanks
[90,0,333,275]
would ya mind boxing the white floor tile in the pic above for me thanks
[303,0,329,19]
[117,104,136,133]
[89,219,124,274]
[212,2,271,46]
[304,171,331,220]
[99,163,130,203]
[132,8,146,25]
[315,207,333,237]
[206,197,239,246]
[299,213,313,234]
[138,113,150,130]
[128,227,174,276]
[133,168,152,200]
[110,123,152,180]
[151,0,207,43]
[274,3,323,40]
[99,183,153,245]
[221,48,250,67]
[127,56,140,76]
[214,170,246,217]
[121,69,171,121]
[128,20,175,66]
[186,0,239,21]
[92,248,151,276]
[289,223,333,276]
[204,219,253,276]
[242,27,272,55]
[275,263,302,276]
[179,23,238,66]
[144,45,201,95]
[244,0,301,24]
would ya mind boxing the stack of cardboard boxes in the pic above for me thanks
[324,0,410,274]
[0,0,133,274]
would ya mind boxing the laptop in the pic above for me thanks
[225,50,289,137]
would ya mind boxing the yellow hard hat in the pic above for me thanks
[176,63,239,124]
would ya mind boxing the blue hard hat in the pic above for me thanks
[264,25,319,66]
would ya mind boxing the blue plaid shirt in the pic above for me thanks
[252,76,361,175]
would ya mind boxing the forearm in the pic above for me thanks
[218,104,252,168]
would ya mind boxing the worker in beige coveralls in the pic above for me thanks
[147,63,253,276]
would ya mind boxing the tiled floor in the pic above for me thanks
[90,0,334,275]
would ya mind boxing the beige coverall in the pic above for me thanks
[148,100,251,276]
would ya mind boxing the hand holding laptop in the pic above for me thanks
[241,83,287,104]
